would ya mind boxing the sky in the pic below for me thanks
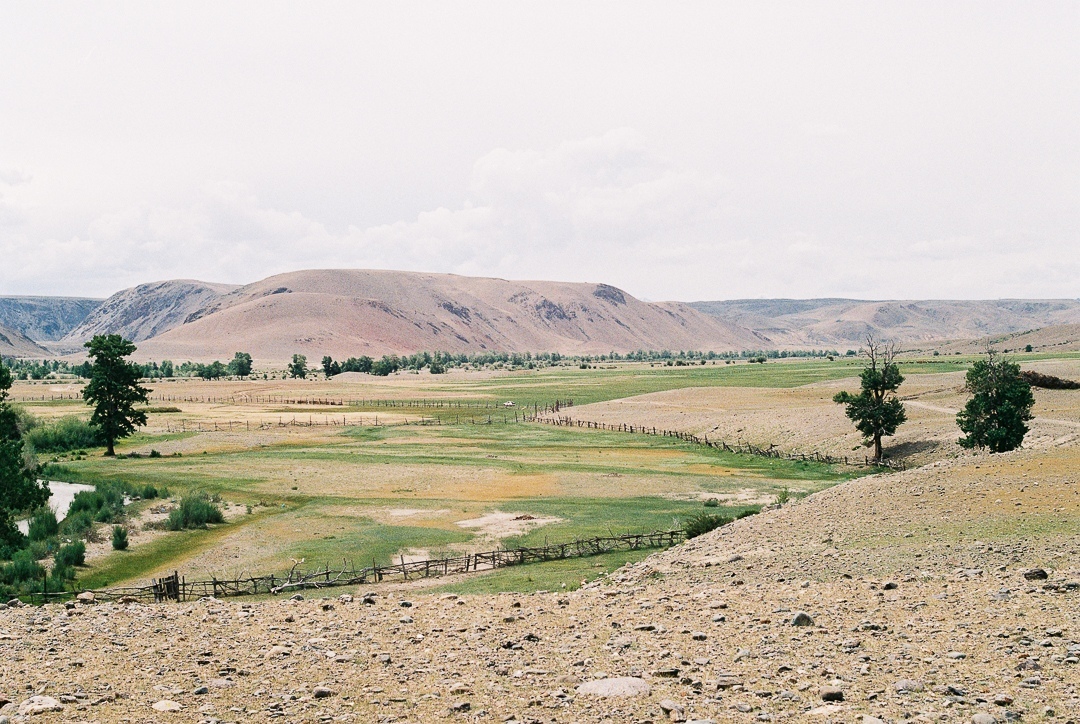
[1,1,1077,301]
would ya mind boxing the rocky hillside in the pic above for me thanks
[61,280,238,346]
[0,296,101,342]
[134,269,766,360]
[0,323,48,357]
[2,435,1076,722]
[691,298,1080,347]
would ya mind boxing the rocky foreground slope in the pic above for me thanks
[2,438,1077,723]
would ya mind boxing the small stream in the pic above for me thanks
[15,481,96,535]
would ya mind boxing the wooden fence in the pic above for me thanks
[531,414,906,471]
[43,529,684,604]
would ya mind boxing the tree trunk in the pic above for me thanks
[873,435,882,463]
[105,438,115,457]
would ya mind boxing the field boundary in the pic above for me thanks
[531,414,906,470]
[41,529,685,604]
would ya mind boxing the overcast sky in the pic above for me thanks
[1,1,1077,301]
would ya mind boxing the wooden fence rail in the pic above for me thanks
[529,414,906,471]
[40,529,684,605]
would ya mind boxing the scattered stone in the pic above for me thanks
[76,591,95,604]
[289,593,303,601]
[151,700,183,712]
[819,686,844,702]
[1023,568,1048,581]
[691,631,707,640]
[791,611,814,626]
[882,581,898,590]
[971,714,998,724]
[992,693,1013,706]
[193,686,208,695]
[862,717,886,724]
[893,679,924,693]
[576,677,651,697]
[450,700,471,712]
[313,686,334,699]
[947,651,967,659]
[659,698,687,721]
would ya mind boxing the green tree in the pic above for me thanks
[321,356,341,377]
[227,352,253,378]
[833,337,907,462]
[198,361,227,380]
[0,364,49,553]
[83,335,149,456]
[956,349,1034,453]
[288,354,308,379]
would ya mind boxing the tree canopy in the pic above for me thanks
[227,352,253,378]
[833,337,907,462]
[83,335,149,456]
[288,354,308,379]
[0,364,49,552]
[957,350,1034,453]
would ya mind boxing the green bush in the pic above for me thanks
[54,541,86,567]
[736,507,760,519]
[61,510,94,538]
[1,549,44,586]
[68,482,126,525]
[141,484,159,499]
[684,512,732,539]
[775,488,791,505]
[703,498,719,508]
[27,507,59,542]
[111,526,129,550]
[24,416,102,454]
[166,494,225,531]
[49,561,75,588]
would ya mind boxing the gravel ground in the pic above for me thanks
[2,431,1078,724]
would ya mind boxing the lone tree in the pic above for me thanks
[956,348,1034,453]
[0,364,49,551]
[83,335,149,456]
[288,354,308,379]
[833,336,907,463]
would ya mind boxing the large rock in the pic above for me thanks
[577,677,651,697]
[18,696,63,715]
[151,700,182,712]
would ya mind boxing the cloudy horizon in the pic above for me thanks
[1,2,1077,301]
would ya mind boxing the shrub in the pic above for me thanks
[111,526,129,550]
[684,512,732,539]
[49,561,75,588]
[703,498,719,508]
[775,488,791,505]
[166,494,225,531]
[61,510,94,538]
[0,549,44,586]
[736,506,760,519]
[142,484,159,500]
[24,416,102,454]
[55,541,86,568]
[27,507,59,542]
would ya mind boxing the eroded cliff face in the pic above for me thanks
[61,280,238,345]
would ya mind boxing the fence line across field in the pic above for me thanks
[529,414,906,471]
[39,529,686,604]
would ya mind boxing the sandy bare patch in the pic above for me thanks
[455,511,562,541]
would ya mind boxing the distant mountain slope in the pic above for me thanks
[932,323,1080,355]
[690,299,1080,347]
[136,269,766,360]
[0,323,49,357]
[61,280,239,345]
[0,296,102,341]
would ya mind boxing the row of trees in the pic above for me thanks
[834,337,1036,462]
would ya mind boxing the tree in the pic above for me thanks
[0,364,49,553]
[227,352,252,378]
[321,356,341,377]
[956,349,1034,453]
[833,337,907,462]
[83,335,149,456]
[288,354,308,379]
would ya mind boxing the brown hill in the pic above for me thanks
[691,298,1080,347]
[135,269,766,360]
[931,323,1080,355]
[0,323,49,357]
[61,279,238,346]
